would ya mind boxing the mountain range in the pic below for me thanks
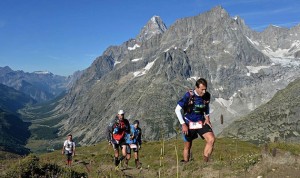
[21,6,300,146]
[0,66,74,102]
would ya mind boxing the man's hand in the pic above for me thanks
[204,115,212,128]
[72,153,75,156]
[182,123,188,135]
[138,145,141,150]
[61,150,64,155]
[108,141,112,145]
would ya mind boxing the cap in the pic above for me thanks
[133,120,139,125]
[118,110,125,115]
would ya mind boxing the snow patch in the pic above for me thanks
[262,47,291,58]
[34,71,51,75]
[247,103,255,111]
[214,87,224,91]
[187,76,199,81]
[232,92,237,97]
[164,48,170,52]
[212,40,221,45]
[164,46,177,52]
[272,25,281,28]
[131,58,142,62]
[144,60,155,70]
[291,40,300,49]
[114,61,121,66]
[215,97,237,115]
[133,58,157,78]
[128,44,140,51]
[151,16,159,22]
[224,50,230,54]
[246,36,259,46]
[246,65,270,73]
[270,57,300,67]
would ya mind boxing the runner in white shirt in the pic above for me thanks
[61,134,75,167]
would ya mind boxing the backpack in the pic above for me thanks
[183,90,211,114]
[183,90,195,114]
[112,118,129,141]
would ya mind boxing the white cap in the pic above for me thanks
[118,110,125,115]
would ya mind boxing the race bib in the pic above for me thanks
[130,144,137,149]
[189,121,203,129]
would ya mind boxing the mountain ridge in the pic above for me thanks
[22,6,300,145]
[0,66,72,102]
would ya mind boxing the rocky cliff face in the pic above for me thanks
[43,6,300,144]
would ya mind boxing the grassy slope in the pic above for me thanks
[2,138,300,177]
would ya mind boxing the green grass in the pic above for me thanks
[268,142,300,155]
[2,138,300,177]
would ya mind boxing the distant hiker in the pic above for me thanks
[175,78,215,163]
[124,120,142,169]
[106,110,130,169]
[61,134,76,167]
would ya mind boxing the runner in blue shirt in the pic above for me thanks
[124,120,142,168]
[175,78,215,162]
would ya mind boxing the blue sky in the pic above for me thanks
[0,0,299,76]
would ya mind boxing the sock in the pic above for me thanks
[119,156,125,161]
[114,157,119,166]
[204,156,209,162]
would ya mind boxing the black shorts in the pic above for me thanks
[65,152,73,161]
[182,124,213,142]
[126,144,139,154]
[111,138,127,150]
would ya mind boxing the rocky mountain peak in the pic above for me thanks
[0,66,13,74]
[262,24,289,35]
[136,15,167,43]
[31,6,300,145]
[207,5,230,19]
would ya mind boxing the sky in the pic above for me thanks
[0,0,299,76]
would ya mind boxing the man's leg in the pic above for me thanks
[133,150,141,168]
[202,132,215,162]
[183,141,192,162]
[113,145,120,166]
[67,154,72,167]
[124,145,131,168]
[119,145,127,162]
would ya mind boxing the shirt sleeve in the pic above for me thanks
[106,119,114,141]
[204,92,211,116]
[175,104,185,124]
[137,128,142,145]
[205,104,210,116]
[177,92,190,108]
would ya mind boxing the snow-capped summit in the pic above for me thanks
[136,15,167,43]
[33,71,52,75]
